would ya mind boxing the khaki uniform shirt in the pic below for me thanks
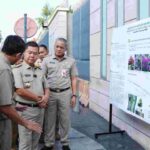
[13,61,49,104]
[0,53,14,120]
[42,55,78,89]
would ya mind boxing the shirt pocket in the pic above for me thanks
[47,64,57,75]
[36,71,44,83]
[62,65,71,78]
[22,75,33,88]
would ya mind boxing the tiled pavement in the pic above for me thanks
[39,128,106,150]
[38,105,145,150]
[71,106,145,150]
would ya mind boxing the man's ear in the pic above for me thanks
[16,53,22,58]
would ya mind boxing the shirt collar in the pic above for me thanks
[23,61,33,69]
[23,61,41,70]
[0,52,11,68]
[52,55,67,61]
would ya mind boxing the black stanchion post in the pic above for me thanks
[109,104,112,133]
[95,104,125,139]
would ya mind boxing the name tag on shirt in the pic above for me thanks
[49,61,55,64]
[24,74,31,77]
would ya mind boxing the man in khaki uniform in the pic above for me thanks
[0,35,42,150]
[39,44,49,61]
[41,38,78,150]
[35,44,49,68]
[13,41,49,150]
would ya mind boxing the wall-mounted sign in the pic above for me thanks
[110,18,150,124]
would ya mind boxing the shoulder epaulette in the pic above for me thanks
[13,63,22,68]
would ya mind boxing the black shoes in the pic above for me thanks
[41,145,54,150]
[39,134,44,143]
[62,145,71,150]
[41,145,70,150]
[55,132,61,141]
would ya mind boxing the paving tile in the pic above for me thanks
[71,106,145,150]
[39,106,145,150]
[69,128,106,150]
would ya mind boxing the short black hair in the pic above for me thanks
[25,41,39,50]
[39,44,48,52]
[1,35,25,55]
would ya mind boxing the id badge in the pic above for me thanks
[61,69,67,77]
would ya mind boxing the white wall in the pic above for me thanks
[48,10,68,55]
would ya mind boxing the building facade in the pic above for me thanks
[72,0,150,149]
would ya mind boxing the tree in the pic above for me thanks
[36,3,54,27]
[36,17,45,27]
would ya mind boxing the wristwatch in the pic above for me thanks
[72,94,77,98]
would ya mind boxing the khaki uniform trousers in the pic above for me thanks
[0,119,12,150]
[44,89,71,147]
[18,106,44,150]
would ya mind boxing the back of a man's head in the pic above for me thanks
[1,35,25,55]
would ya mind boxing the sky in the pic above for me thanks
[0,0,78,43]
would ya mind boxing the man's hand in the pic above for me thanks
[42,95,49,105]
[70,96,76,108]
[37,95,48,108]
[24,119,42,134]
[0,105,42,134]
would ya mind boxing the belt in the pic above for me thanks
[50,87,70,93]
[16,101,38,107]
